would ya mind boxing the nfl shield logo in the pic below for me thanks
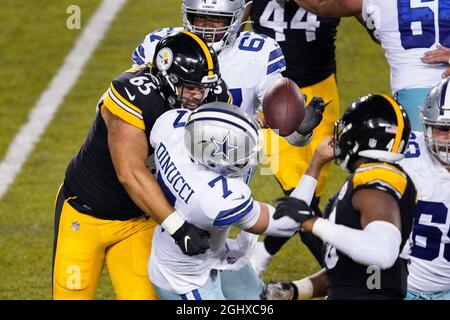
[71,221,80,231]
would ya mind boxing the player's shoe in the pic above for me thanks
[261,282,297,300]
[250,241,273,278]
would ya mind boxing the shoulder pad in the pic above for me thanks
[353,162,408,199]
[102,68,158,130]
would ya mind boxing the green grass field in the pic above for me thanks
[0,1,389,299]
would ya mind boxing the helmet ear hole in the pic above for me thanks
[168,74,179,84]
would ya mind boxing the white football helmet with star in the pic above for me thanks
[184,102,262,178]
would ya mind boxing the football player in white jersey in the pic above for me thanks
[132,0,324,144]
[148,102,320,300]
[294,0,450,131]
[400,77,450,300]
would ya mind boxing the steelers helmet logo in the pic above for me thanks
[156,47,173,72]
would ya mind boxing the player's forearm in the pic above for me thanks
[310,218,401,269]
[247,202,299,236]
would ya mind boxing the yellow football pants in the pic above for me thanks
[52,186,158,299]
[263,74,340,195]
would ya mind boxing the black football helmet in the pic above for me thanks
[152,30,220,108]
[334,94,411,172]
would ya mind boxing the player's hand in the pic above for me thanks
[273,196,315,225]
[312,136,335,167]
[261,282,297,300]
[421,45,450,78]
[296,96,326,136]
[255,112,269,128]
[171,221,211,256]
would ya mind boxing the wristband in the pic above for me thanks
[293,277,313,300]
[161,210,185,235]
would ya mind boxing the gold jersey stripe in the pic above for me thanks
[358,162,406,179]
[227,93,233,104]
[110,83,142,115]
[353,166,407,198]
[103,93,145,130]
[382,94,405,153]
[181,30,214,76]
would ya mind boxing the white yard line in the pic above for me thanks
[0,0,128,199]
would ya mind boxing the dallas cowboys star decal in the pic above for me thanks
[211,132,239,160]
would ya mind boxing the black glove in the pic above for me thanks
[171,221,211,256]
[273,196,314,225]
[296,96,326,136]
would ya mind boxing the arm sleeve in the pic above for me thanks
[312,219,402,270]
[290,174,318,205]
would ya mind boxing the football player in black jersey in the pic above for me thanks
[262,94,417,300]
[248,0,341,276]
[52,31,230,299]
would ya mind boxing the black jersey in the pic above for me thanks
[64,66,230,220]
[251,0,339,87]
[323,162,416,300]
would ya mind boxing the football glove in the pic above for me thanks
[261,282,298,300]
[273,196,315,225]
[296,96,326,136]
[171,221,211,256]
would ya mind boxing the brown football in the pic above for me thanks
[262,77,306,136]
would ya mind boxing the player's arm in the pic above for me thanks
[227,140,333,235]
[103,108,173,223]
[293,0,362,17]
[288,187,402,270]
[102,78,210,256]
[277,136,333,205]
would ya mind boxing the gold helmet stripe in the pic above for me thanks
[382,94,405,153]
[181,30,214,76]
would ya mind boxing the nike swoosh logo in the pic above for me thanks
[232,194,245,201]
[124,87,135,101]
[184,235,191,252]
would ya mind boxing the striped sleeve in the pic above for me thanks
[213,196,255,226]
[266,46,286,75]
[352,163,408,200]
[102,82,145,130]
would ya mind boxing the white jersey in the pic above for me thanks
[399,132,450,293]
[132,27,285,116]
[362,0,448,94]
[148,109,261,294]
